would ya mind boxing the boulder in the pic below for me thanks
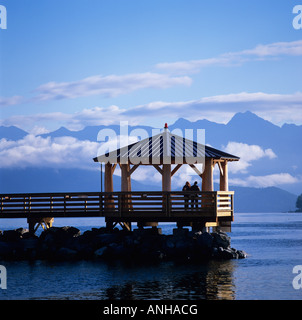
[211,231,231,249]
[81,227,108,242]
[94,233,121,247]
[2,228,29,242]
[61,226,81,238]
[39,226,81,248]
[94,246,108,258]
[236,249,247,259]
[0,241,14,258]
[197,232,213,250]
[0,226,247,261]
[221,247,238,259]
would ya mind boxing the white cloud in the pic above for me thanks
[69,106,139,129]
[34,72,192,101]
[125,91,302,125]
[131,166,162,185]
[229,173,300,188]
[0,105,138,131]
[0,96,24,107]
[238,40,302,57]
[0,135,100,170]
[156,40,302,74]
[223,142,277,173]
[0,135,299,191]
[1,90,302,131]
[129,164,203,189]
[0,72,192,108]
[29,126,50,136]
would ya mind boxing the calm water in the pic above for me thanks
[0,212,302,300]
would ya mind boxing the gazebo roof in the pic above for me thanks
[93,126,239,165]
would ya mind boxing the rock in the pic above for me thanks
[189,230,202,239]
[197,232,213,249]
[22,232,38,240]
[22,238,39,250]
[0,226,247,261]
[72,240,94,259]
[16,238,39,260]
[110,244,128,258]
[2,228,28,242]
[172,228,189,237]
[165,238,175,249]
[94,233,121,247]
[39,226,81,248]
[224,248,238,259]
[211,231,231,249]
[94,246,108,258]
[0,241,14,258]
[123,235,134,247]
[133,227,162,237]
[81,227,108,242]
[175,238,190,251]
[236,249,247,259]
[212,247,238,260]
[38,226,81,260]
[61,226,81,238]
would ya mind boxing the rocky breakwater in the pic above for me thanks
[0,226,247,262]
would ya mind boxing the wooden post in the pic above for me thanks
[105,163,114,193]
[161,164,171,224]
[120,163,132,198]
[202,158,213,191]
[121,163,131,193]
[220,160,228,191]
[105,163,115,210]
[162,164,171,191]
[218,160,231,232]
[120,163,132,230]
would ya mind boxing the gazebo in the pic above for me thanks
[94,123,239,193]
[93,124,239,232]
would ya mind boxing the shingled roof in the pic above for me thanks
[93,126,239,165]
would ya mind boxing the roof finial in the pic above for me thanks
[164,123,168,129]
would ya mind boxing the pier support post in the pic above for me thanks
[28,217,54,234]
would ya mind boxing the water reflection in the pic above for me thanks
[101,260,236,300]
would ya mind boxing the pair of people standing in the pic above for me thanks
[182,181,200,209]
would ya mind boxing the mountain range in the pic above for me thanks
[0,111,300,213]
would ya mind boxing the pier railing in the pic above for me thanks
[0,191,234,221]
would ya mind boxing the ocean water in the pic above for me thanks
[0,212,302,300]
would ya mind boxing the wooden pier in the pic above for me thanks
[0,124,239,234]
[0,191,234,233]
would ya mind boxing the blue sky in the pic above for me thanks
[0,0,302,194]
[1,0,302,132]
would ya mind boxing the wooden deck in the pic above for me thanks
[0,191,234,231]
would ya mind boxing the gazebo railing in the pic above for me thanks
[0,191,234,220]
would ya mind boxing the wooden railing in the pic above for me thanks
[0,191,234,221]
